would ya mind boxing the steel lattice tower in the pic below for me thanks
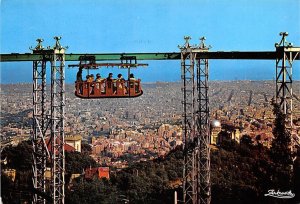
[32,39,48,204]
[180,36,211,204]
[196,39,211,204]
[275,32,298,124]
[275,32,300,149]
[32,37,66,204]
[50,37,66,204]
[180,36,197,204]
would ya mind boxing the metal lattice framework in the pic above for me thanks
[50,42,66,204]
[275,32,300,148]
[32,37,66,204]
[32,39,48,204]
[180,36,197,203]
[196,51,210,203]
[180,36,211,204]
[0,32,298,204]
[275,32,298,124]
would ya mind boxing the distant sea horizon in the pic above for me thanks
[1,60,299,84]
[2,79,300,85]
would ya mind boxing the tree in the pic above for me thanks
[2,140,33,171]
[65,151,98,175]
[270,102,293,190]
[66,178,117,204]
[81,143,92,155]
[240,135,253,147]
[270,103,292,165]
[1,141,33,204]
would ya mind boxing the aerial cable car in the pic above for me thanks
[69,56,148,99]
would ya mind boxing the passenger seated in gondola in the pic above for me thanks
[106,73,113,82]
[129,73,139,93]
[95,73,101,82]
[115,74,127,94]
[117,73,125,81]
[85,74,90,82]
[129,73,136,81]
[87,74,95,94]
[106,73,116,93]
[90,74,95,82]
[95,73,105,93]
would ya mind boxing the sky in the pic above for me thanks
[1,0,300,83]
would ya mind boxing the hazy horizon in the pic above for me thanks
[1,60,299,84]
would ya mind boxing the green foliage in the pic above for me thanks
[65,149,184,204]
[211,137,298,204]
[270,103,292,165]
[240,134,253,147]
[65,151,98,174]
[65,141,299,203]
[2,140,33,171]
[1,141,34,204]
[1,173,16,204]
[269,102,293,190]
[2,130,299,204]
[109,148,183,204]
[65,179,117,204]
[211,145,260,203]
[81,143,93,155]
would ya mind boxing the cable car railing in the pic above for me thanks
[75,79,142,98]
[70,55,147,99]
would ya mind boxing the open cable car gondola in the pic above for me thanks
[69,56,147,99]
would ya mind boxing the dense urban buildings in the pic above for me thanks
[1,81,300,169]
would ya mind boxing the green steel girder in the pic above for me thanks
[1,50,300,62]
[0,53,181,62]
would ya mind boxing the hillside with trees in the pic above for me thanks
[2,139,300,203]
[1,104,300,203]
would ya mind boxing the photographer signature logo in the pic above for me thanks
[264,189,295,199]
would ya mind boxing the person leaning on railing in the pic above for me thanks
[76,67,83,94]
[76,67,83,82]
